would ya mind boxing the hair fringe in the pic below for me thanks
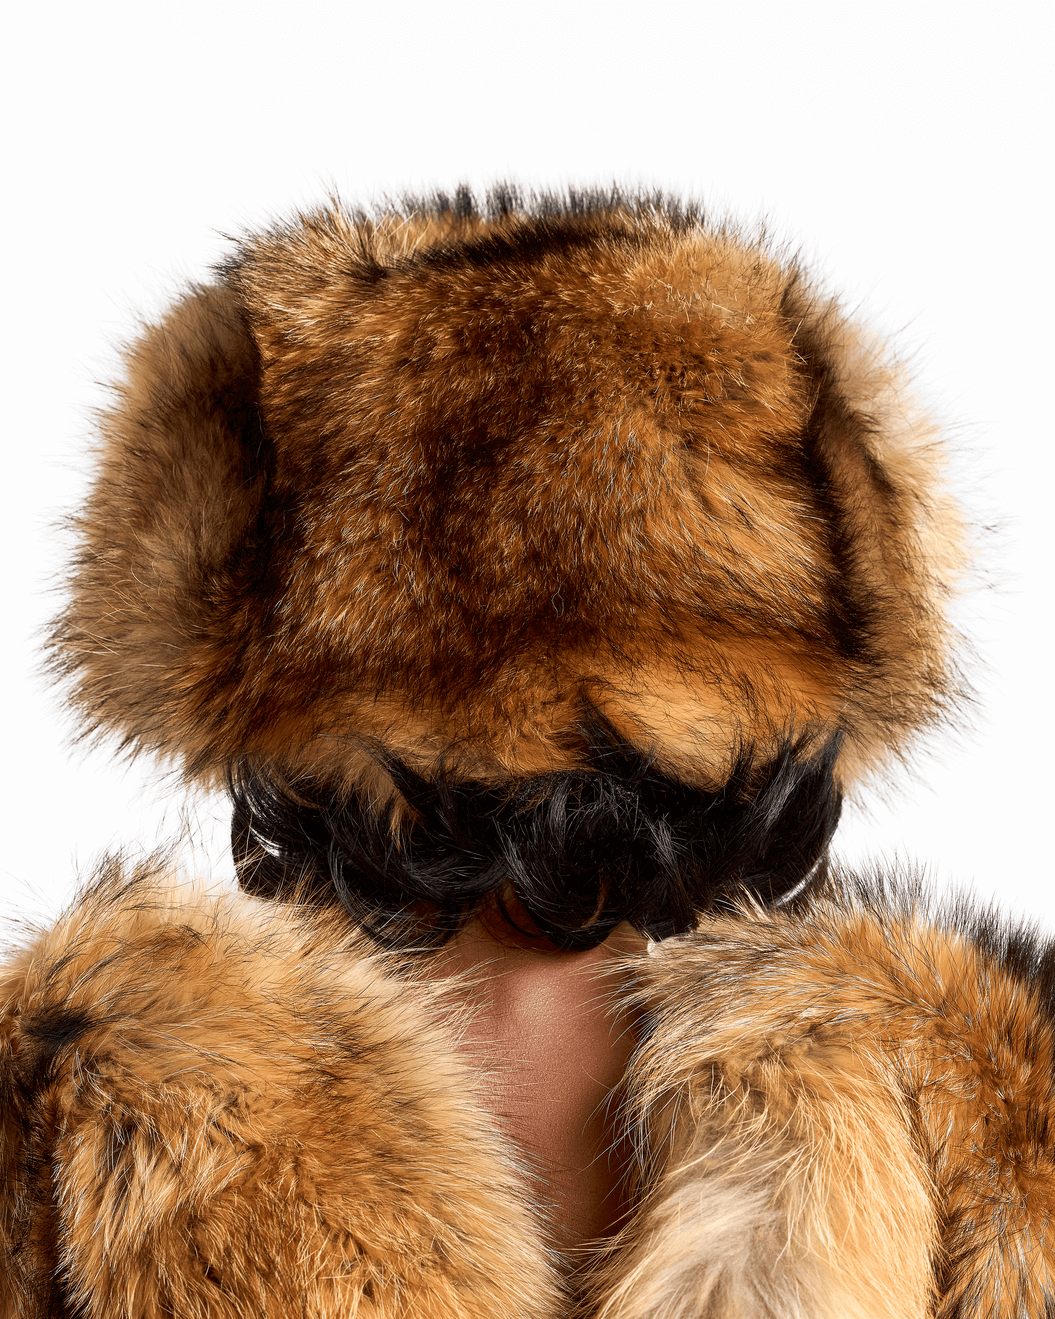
[230,717,844,951]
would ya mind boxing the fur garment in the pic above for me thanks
[2,863,1053,1318]
[24,190,1034,1317]
[50,190,965,798]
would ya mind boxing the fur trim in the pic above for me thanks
[0,862,561,1319]
[3,863,1053,1317]
[51,189,964,796]
[594,874,1055,1318]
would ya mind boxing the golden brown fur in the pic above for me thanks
[27,189,1021,1317]
[0,863,561,1319]
[596,881,1055,1318]
[3,865,1052,1317]
[51,192,965,798]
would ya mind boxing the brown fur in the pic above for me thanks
[593,885,1055,1318]
[3,865,1052,1317]
[30,189,1007,1316]
[0,863,562,1319]
[50,192,965,797]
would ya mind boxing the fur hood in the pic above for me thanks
[2,864,1053,1318]
[51,190,964,799]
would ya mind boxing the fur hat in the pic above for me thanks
[52,189,964,799]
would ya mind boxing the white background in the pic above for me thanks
[2,2,1052,928]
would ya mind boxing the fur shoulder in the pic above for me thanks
[0,860,560,1319]
[601,875,1055,1319]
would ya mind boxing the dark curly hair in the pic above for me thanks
[230,717,843,952]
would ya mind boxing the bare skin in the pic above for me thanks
[422,904,647,1259]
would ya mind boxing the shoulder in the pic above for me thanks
[637,870,1055,1081]
[614,872,1055,1317]
[0,859,559,1319]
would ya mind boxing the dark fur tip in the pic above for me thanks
[230,718,843,951]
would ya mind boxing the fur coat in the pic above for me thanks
[6,190,1053,1315]
[3,863,1054,1318]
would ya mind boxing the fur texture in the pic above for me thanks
[30,187,1004,1317]
[3,865,1053,1318]
[0,863,561,1319]
[51,188,965,799]
[594,875,1055,1318]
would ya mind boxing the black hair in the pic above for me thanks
[230,718,844,952]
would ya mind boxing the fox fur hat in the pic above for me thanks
[53,188,964,800]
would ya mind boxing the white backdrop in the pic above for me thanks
[3,1,1052,927]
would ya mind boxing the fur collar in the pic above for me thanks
[3,864,1054,1317]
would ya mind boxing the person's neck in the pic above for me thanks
[422,903,647,1260]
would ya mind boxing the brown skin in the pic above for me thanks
[423,902,646,1258]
